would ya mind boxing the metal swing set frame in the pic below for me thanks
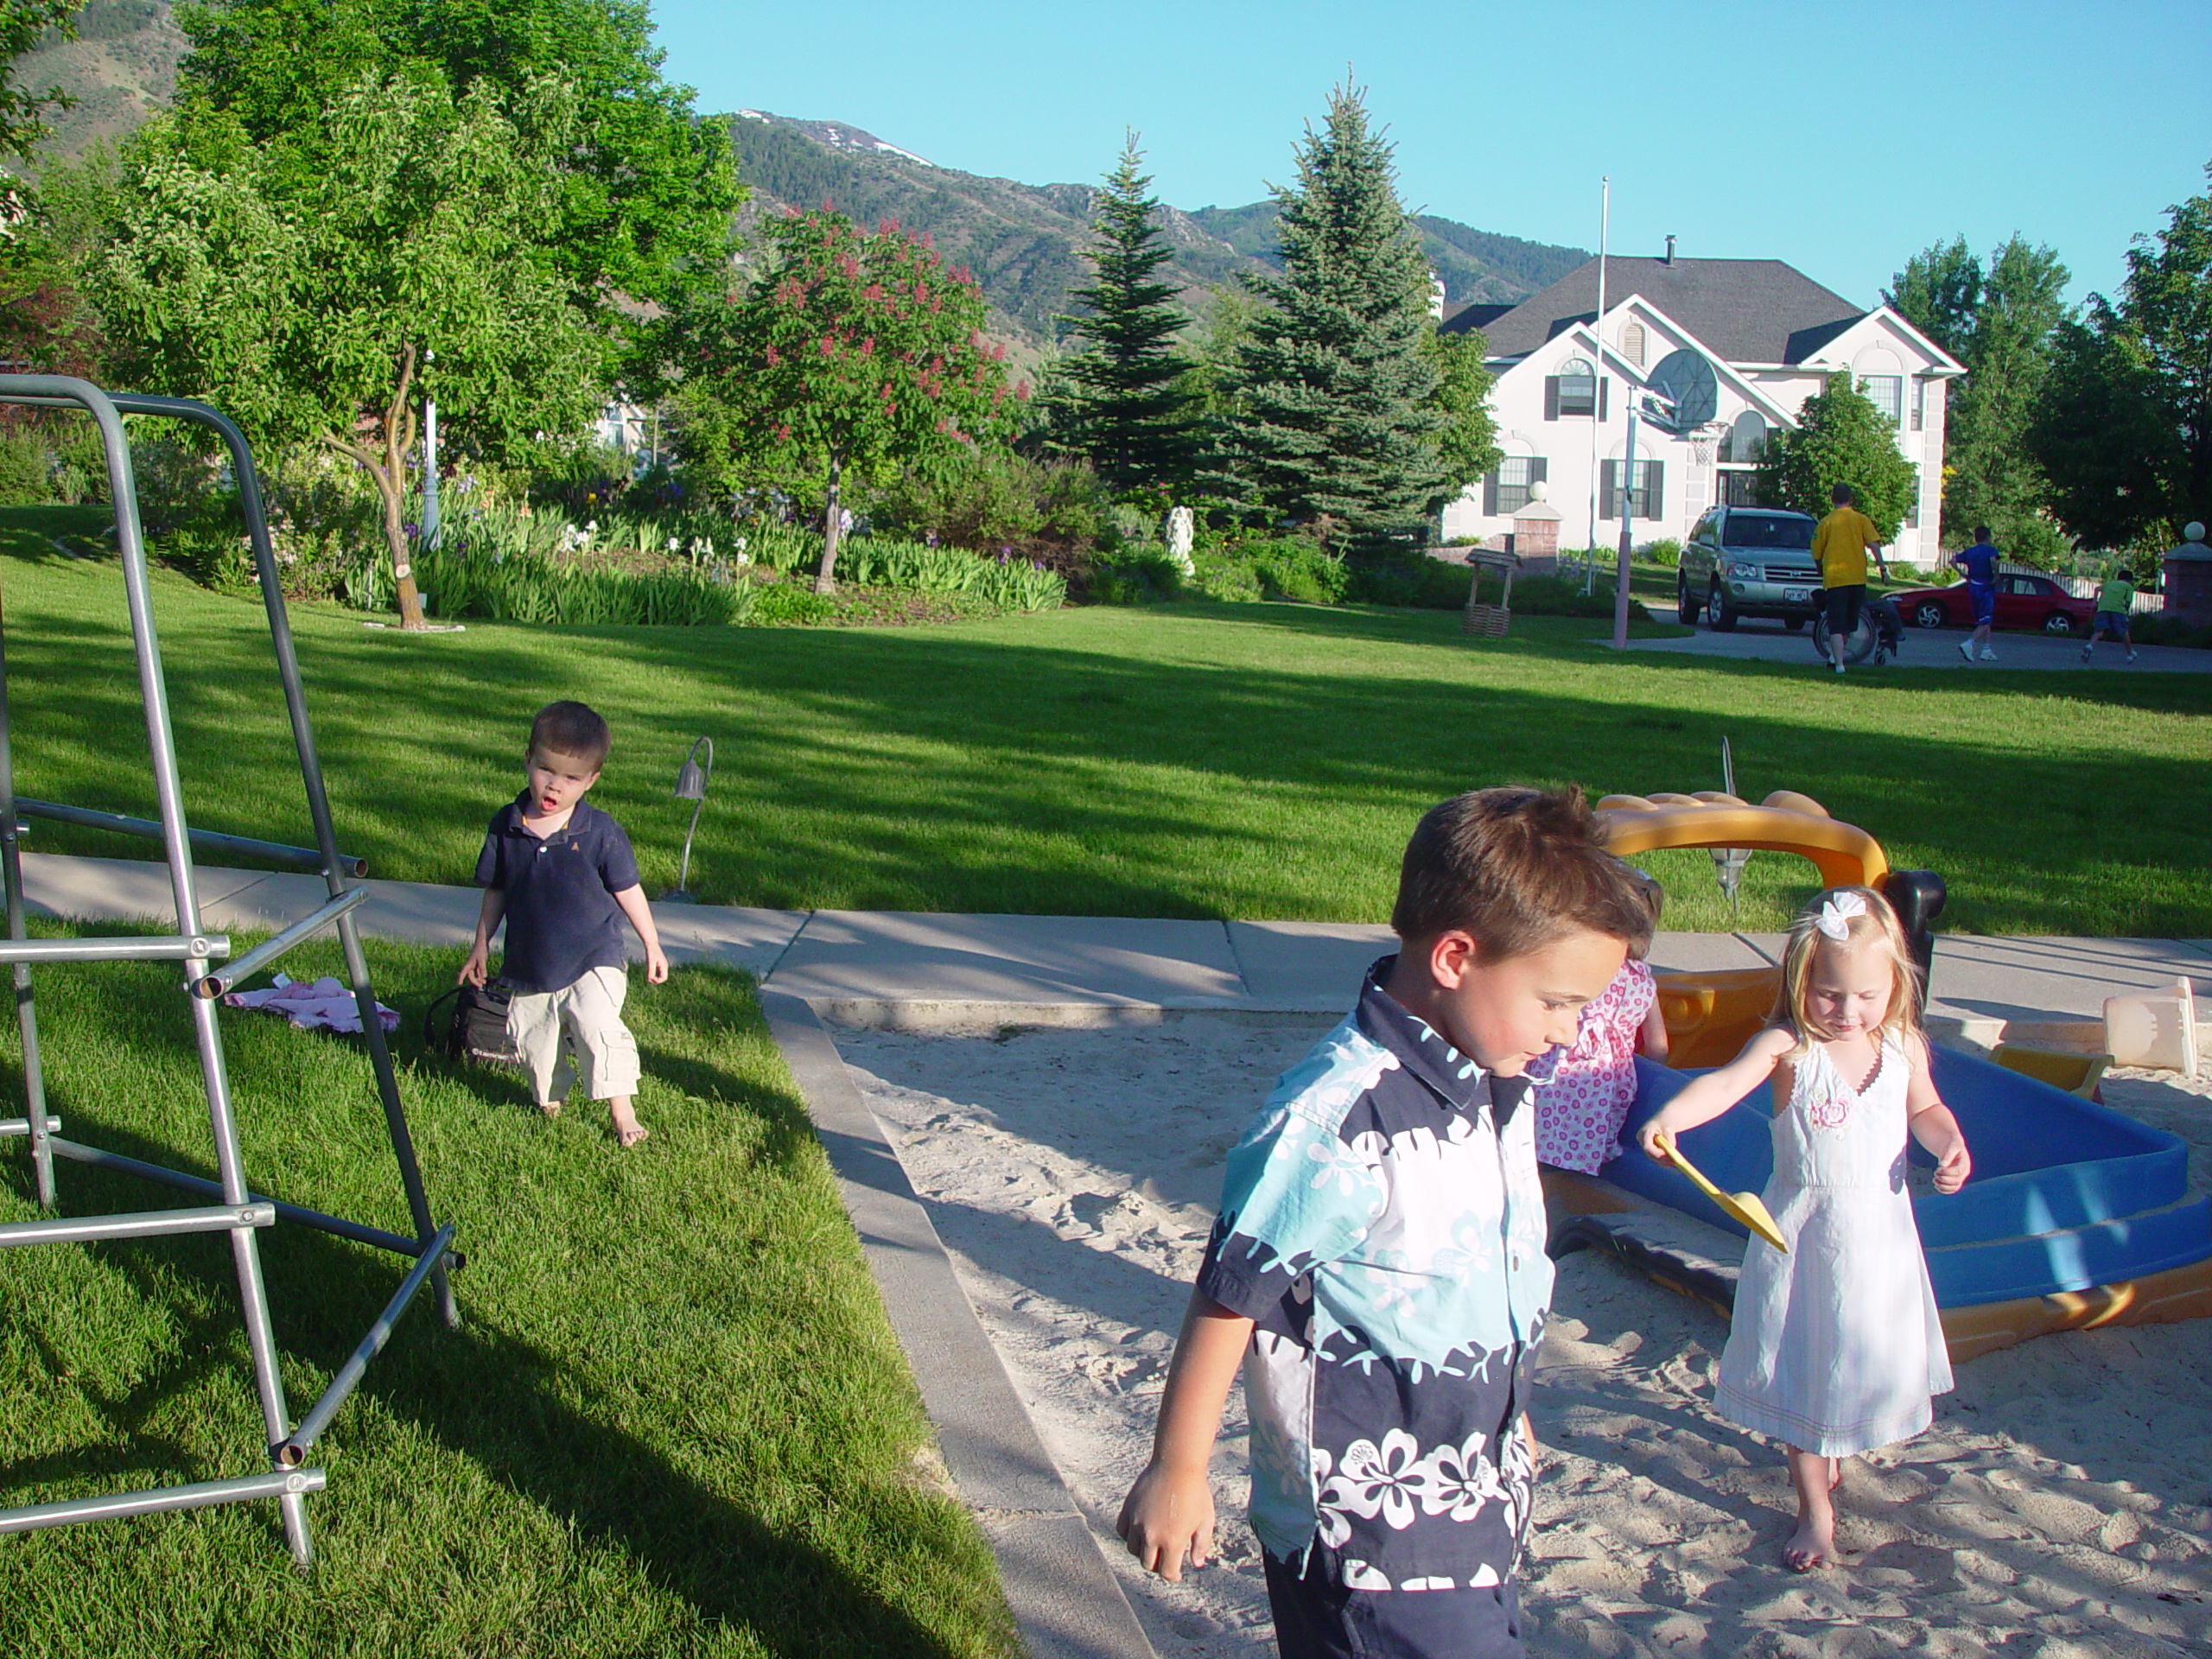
[0,374,457,1566]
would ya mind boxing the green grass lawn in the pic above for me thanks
[3,505,2208,934]
[0,925,1015,1658]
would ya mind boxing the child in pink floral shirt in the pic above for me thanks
[1535,876,1669,1173]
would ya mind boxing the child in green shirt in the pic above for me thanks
[2083,569,2139,664]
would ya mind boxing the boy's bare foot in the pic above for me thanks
[1783,1512,1840,1572]
[610,1098,649,1147]
[537,1100,562,1120]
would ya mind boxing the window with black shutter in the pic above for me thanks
[1555,357,1596,417]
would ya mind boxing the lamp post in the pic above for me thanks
[420,349,439,552]
[663,737,712,901]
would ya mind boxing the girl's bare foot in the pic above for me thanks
[1783,1446,1840,1571]
[1783,1512,1840,1572]
[537,1100,562,1120]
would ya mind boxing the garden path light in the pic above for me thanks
[664,735,713,901]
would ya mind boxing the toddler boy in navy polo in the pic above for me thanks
[1117,787,1655,1658]
[461,701,669,1147]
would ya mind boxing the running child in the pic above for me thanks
[2082,568,2140,664]
[1636,887,1969,1572]
[1535,869,1669,1174]
[1117,787,1653,1657]
[1948,526,1999,663]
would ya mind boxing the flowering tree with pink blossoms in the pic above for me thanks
[686,208,1027,591]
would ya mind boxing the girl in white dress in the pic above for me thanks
[1637,887,1970,1571]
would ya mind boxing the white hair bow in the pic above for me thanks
[1815,891,1867,940]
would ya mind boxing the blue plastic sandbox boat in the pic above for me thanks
[1609,1050,2212,1309]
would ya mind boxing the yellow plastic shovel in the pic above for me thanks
[1653,1129,1789,1253]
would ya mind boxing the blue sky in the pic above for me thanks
[649,0,2209,310]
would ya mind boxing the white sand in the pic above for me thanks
[839,1018,2212,1658]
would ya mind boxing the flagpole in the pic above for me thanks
[1585,176,1610,581]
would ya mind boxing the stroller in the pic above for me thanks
[1810,594,1905,666]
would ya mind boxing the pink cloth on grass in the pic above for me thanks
[222,974,398,1034]
[1534,959,1656,1174]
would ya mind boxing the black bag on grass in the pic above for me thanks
[424,981,523,1068]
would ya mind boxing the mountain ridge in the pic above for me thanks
[8,4,1590,347]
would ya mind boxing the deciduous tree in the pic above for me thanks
[172,0,739,365]
[1754,371,1918,541]
[674,209,1026,591]
[1890,234,2070,555]
[1427,326,1499,494]
[0,0,79,162]
[1217,82,1446,549]
[94,75,603,626]
[2031,162,2212,548]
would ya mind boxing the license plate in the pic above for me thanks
[1784,588,1810,603]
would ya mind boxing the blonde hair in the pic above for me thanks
[1772,885,1923,1056]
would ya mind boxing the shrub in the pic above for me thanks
[1190,546,1262,602]
[747,582,836,626]
[871,452,1103,558]
[1088,543,1184,604]
[1344,555,1471,610]
[1241,537,1350,604]
[2133,613,2212,650]
[1507,575,1651,621]
[1639,537,1682,569]
[0,432,51,505]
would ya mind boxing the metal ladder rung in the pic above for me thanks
[0,1202,273,1249]
[192,887,367,1000]
[0,934,227,964]
[0,1468,326,1534]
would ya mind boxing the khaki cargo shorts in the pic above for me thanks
[505,965,639,1103]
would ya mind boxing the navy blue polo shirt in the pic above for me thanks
[474,793,640,994]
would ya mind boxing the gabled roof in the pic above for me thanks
[1446,256,1866,365]
[1526,312,1799,431]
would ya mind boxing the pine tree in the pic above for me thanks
[1219,82,1446,549]
[1055,136,1200,490]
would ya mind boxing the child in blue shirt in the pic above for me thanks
[1948,526,2000,662]
[461,701,668,1146]
[1117,786,1654,1658]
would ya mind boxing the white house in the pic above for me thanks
[1439,252,1966,566]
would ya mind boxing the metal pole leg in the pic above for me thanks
[0,588,54,1207]
[100,390,314,1565]
[335,909,456,1328]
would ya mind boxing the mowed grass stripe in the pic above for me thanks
[2,508,2205,934]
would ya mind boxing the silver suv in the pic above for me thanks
[1678,506,1821,631]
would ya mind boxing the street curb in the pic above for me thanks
[756,988,1159,1659]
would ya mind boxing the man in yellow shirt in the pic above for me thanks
[1810,483,1889,675]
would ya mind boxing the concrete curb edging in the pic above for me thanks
[756,989,1159,1659]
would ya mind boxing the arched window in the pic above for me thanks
[1623,321,1647,368]
[1552,356,1598,418]
[1719,410,1767,465]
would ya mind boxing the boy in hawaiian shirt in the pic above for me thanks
[1118,787,1652,1657]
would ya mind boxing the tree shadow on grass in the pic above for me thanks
[0,956,1001,1657]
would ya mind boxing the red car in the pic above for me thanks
[1890,572,2099,636]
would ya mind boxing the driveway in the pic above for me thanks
[1616,606,2212,672]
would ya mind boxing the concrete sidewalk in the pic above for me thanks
[22,853,2209,1044]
